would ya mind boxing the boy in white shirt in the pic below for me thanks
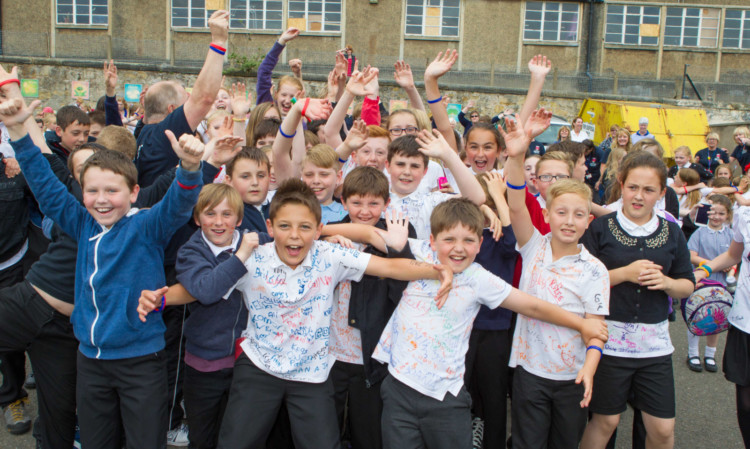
[369,198,609,449]
[504,109,610,448]
[213,178,452,449]
[386,130,485,239]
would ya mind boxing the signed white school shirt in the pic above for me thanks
[509,229,610,380]
[373,239,512,401]
[730,207,750,334]
[235,241,371,382]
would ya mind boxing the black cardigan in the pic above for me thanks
[581,213,694,324]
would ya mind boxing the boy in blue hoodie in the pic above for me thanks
[0,74,206,448]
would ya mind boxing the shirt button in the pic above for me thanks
[634,315,638,320]
[637,289,641,293]
[636,303,640,308]
[640,248,644,252]
[350,319,356,325]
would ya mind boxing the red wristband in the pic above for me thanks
[301,98,310,119]
[210,43,226,53]
[0,79,20,89]
[684,186,688,194]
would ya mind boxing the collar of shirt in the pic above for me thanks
[201,229,240,257]
[541,233,589,264]
[680,162,691,169]
[638,129,651,136]
[616,209,659,237]
[707,224,727,233]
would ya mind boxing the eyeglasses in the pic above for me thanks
[470,114,479,118]
[389,126,419,137]
[537,174,570,182]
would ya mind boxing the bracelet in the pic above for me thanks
[586,345,603,357]
[301,98,310,119]
[684,186,688,195]
[232,117,245,122]
[338,157,347,164]
[506,180,526,190]
[696,265,712,277]
[154,295,166,313]
[426,96,443,104]
[279,127,296,139]
[0,79,20,89]
[291,97,298,105]
[209,43,226,56]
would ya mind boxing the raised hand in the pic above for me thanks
[424,49,458,80]
[230,82,251,117]
[279,27,300,45]
[334,51,348,79]
[0,65,22,100]
[208,10,229,45]
[480,204,503,241]
[343,119,369,152]
[375,211,410,252]
[528,54,552,78]
[235,231,260,261]
[103,59,118,96]
[204,135,243,167]
[297,98,333,121]
[393,60,415,89]
[415,129,451,160]
[524,108,552,139]
[345,66,378,97]
[483,171,506,200]
[497,114,531,159]
[0,98,40,131]
[137,286,169,322]
[165,130,204,171]
[289,58,302,77]
[326,70,342,102]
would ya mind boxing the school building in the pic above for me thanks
[1,1,749,103]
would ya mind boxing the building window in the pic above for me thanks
[172,0,211,28]
[723,9,750,50]
[288,0,342,32]
[604,4,659,46]
[229,0,283,30]
[57,0,108,25]
[524,2,579,43]
[405,0,460,37]
[664,7,720,48]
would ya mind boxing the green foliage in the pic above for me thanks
[223,50,263,76]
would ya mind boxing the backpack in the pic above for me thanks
[682,279,734,336]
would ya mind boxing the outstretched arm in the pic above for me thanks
[394,60,425,111]
[424,50,459,151]
[518,55,551,125]
[184,10,229,130]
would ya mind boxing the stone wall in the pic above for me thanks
[9,60,750,130]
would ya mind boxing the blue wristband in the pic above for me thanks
[586,345,603,356]
[338,157,347,164]
[506,180,526,190]
[279,128,296,139]
[426,96,443,104]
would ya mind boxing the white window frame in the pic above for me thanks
[604,4,660,46]
[664,6,720,48]
[171,0,210,29]
[56,0,108,26]
[229,0,283,31]
[288,0,342,33]
[723,9,750,50]
[524,1,580,43]
[404,0,460,38]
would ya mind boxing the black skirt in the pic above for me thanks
[724,326,750,386]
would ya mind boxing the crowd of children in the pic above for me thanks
[1,9,749,449]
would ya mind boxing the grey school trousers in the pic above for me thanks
[380,374,472,449]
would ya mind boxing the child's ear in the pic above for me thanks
[266,218,273,237]
[541,207,550,225]
[315,222,323,240]
[270,85,276,98]
[55,125,63,137]
[129,185,140,205]
[300,89,306,98]
[194,216,201,227]
[588,214,595,224]
[429,233,436,252]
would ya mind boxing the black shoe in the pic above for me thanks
[704,357,718,372]
[668,310,676,322]
[687,356,703,372]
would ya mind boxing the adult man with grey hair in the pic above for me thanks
[135,10,228,188]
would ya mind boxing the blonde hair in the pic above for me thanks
[277,75,303,93]
[673,145,692,160]
[536,151,574,175]
[302,144,339,170]
[97,125,137,161]
[705,132,720,143]
[194,183,244,223]
[631,138,664,160]
[386,109,424,131]
[546,179,592,212]
[733,126,750,139]
[604,147,626,183]
[612,128,631,152]
[677,168,701,209]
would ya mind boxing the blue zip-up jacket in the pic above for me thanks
[240,202,269,233]
[12,134,203,360]
[176,230,272,361]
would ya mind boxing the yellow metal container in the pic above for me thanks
[577,99,710,159]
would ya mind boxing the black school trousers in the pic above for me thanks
[76,349,168,449]
[0,280,77,449]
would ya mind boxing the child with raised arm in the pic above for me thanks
[503,110,610,448]
[367,198,608,449]
[386,130,485,239]
[1,83,205,449]
[256,27,300,110]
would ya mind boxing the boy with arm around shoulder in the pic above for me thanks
[0,78,205,449]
